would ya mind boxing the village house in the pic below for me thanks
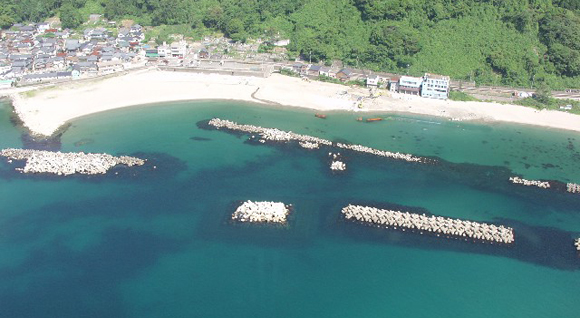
[319,66,332,77]
[398,76,423,95]
[171,40,187,58]
[308,65,322,76]
[421,73,450,99]
[366,74,380,87]
[97,60,124,74]
[65,39,81,52]
[158,43,169,58]
[198,48,209,59]
[336,68,353,81]
[0,79,13,88]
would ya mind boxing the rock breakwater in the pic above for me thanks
[0,148,145,175]
[330,160,346,171]
[509,176,550,188]
[342,204,514,244]
[335,142,423,163]
[232,200,290,224]
[207,118,429,164]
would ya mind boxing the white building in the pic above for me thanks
[421,73,450,99]
[157,42,169,58]
[0,79,13,88]
[170,40,187,57]
[366,75,380,87]
[398,76,423,95]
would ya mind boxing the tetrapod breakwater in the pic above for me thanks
[568,183,580,194]
[342,204,514,245]
[0,148,146,176]
[232,200,291,224]
[205,118,429,164]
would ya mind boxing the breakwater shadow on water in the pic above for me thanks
[322,200,580,271]
[198,118,580,212]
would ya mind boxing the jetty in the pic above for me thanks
[232,200,290,224]
[207,118,428,163]
[342,204,514,244]
[509,176,550,189]
[0,148,145,175]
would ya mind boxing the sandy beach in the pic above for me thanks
[5,68,580,136]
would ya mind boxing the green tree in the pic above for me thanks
[61,3,83,29]
[0,14,15,29]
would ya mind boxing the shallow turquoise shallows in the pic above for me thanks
[0,100,579,318]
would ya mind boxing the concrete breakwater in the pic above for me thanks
[342,204,515,244]
[232,200,290,224]
[509,176,550,189]
[330,160,346,171]
[328,152,346,171]
[207,118,428,163]
[208,118,332,146]
[335,142,422,163]
[508,176,580,195]
[0,148,145,175]
[568,183,580,194]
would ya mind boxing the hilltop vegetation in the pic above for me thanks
[2,0,580,88]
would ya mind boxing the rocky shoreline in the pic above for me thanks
[342,204,515,245]
[0,148,146,175]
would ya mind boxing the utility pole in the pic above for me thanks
[309,50,311,64]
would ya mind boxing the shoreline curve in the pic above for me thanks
[5,69,580,137]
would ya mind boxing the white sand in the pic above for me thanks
[7,68,580,136]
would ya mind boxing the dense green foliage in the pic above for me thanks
[449,90,480,102]
[3,0,580,88]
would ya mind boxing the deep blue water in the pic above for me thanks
[0,99,579,318]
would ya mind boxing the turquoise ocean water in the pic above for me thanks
[0,99,579,317]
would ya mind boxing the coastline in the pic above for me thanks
[5,68,580,137]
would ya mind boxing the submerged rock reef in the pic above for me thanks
[232,200,290,224]
[342,204,514,245]
[0,148,145,175]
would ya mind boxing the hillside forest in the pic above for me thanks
[1,0,580,89]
